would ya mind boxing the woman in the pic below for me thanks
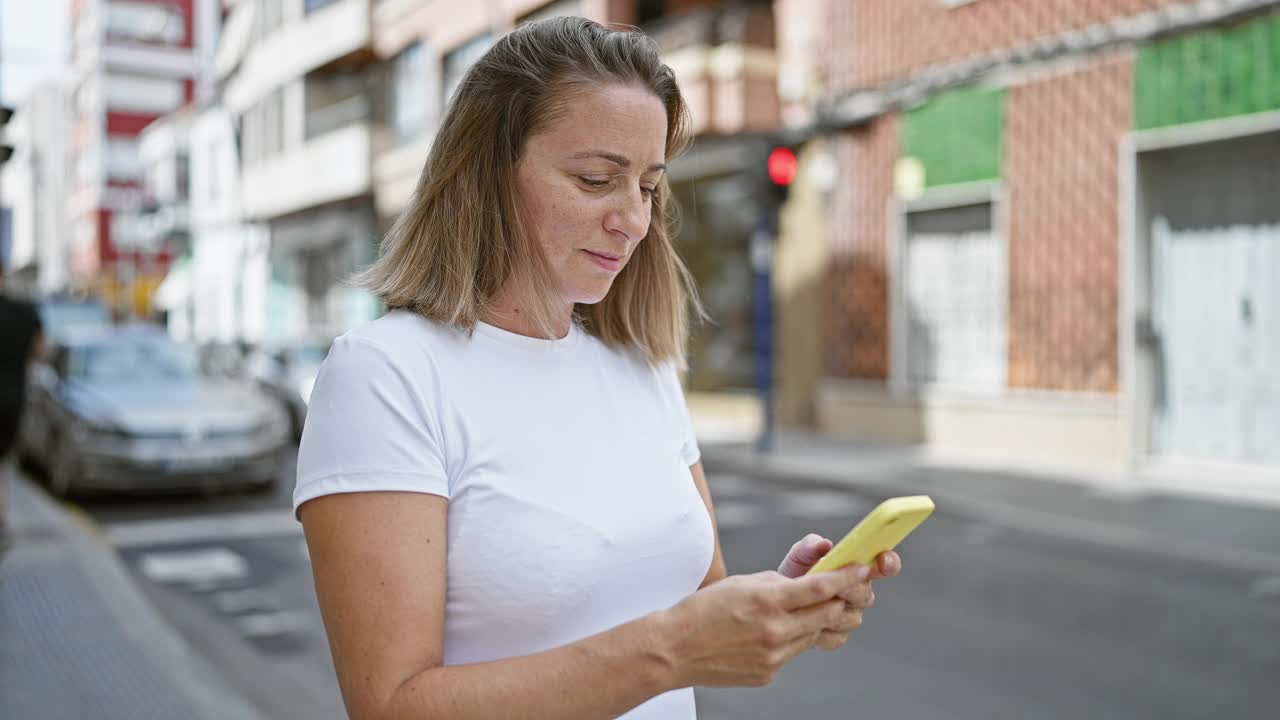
[295,17,901,720]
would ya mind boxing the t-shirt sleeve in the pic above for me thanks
[292,335,450,518]
[659,361,701,466]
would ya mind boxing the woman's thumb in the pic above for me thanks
[777,534,832,577]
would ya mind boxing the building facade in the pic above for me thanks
[67,0,219,317]
[791,0,1280,485]
[219,0,386,344]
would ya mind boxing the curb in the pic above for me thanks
[10,473,268,720]
[700,446,1280,578]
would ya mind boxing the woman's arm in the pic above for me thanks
[301,489,861,720]
[689,461,728,588]
[301,491,679,720]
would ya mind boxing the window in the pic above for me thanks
[104,136,145,181]
[305,0,343,14]
[176,152,190,200]
[305,71,370,140]
[103,73,185,115]
[636,0,664,26]
[242,90,285,164]
[518,0,583,24]
[205,140,220,203]
[390,42,427,145]
[106,1,186,46]
[263,91,283,157]
[442,34,494,108]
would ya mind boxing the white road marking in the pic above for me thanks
[138,546,249,587]
[1248,576,1280,600]
[234,610,311,638]
[778,492,865,518]
[712,500,766,529]
[106,510,301,548]
[209,587,279,615]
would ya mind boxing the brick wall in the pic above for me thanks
[1005,52,1132,393]
[825,0,1188,92]
[824,113,898,380]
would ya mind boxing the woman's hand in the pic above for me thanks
[660,565,869,688]
[777,534,902,651]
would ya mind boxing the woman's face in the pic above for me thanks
[515,83,668,308]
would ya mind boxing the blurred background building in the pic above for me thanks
[0,80,73,295]
[797,0,1280,492]
[62,0,218,317]
[2,0,1279,491]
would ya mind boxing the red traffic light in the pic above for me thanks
[767,146,798,187]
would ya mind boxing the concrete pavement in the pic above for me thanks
[0,465,266,720]
[699,430,1280,577]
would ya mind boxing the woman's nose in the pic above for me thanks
[605,186,651,242]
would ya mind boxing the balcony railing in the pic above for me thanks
[305,95,371,140]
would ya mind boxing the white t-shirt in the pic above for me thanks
[294,310,714,719]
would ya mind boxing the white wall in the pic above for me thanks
[185,105,272,344]
[1,82,73,292]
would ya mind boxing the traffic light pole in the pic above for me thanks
[748,137,796,454]
[750,211,776,454]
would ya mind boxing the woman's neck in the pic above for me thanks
[482,284,574,340]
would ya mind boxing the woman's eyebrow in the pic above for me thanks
[568,150,666,173]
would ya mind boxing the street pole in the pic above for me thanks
[750,214,776,454]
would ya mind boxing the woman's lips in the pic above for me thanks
[583,249,624,272]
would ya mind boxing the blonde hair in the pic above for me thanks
[354,16,702,366]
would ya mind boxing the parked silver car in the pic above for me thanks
[20,327,291,496]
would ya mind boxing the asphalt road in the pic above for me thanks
[62,453,1280,720]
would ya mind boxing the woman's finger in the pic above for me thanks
[814,630,850,651]
[829,607,865,634]
[777,534,832,578]
[868,551,901,580]
[837,582,875,609]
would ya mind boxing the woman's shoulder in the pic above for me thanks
[335,309,467,360]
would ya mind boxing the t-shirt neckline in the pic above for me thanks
[473,318,584,352]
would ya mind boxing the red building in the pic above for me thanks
[67,0,216,315]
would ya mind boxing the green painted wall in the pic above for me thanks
[1136,13,1280,130]
[902,86,1005,188]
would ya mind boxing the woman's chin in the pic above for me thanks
[568,282,616,306]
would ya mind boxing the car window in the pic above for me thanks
[70,340,202,382]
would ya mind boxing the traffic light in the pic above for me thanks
[0,106,13,166]
[767,145,797,190]
[755,138,797,210]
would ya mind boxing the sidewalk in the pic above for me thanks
[0,467,266,720]
[699,431,1280,577]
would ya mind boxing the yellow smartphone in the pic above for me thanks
[804,495,935,576]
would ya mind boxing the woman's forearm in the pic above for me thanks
[373,610,684,720]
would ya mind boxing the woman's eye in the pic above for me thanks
[641,186,657,200]
[578,176,610,188]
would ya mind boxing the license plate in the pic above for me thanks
[162,456,223,472]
